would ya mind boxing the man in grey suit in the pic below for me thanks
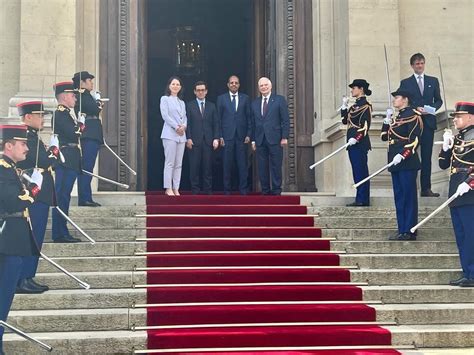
[186,81,219,194]
[251,77,290,195]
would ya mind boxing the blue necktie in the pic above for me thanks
[232,94,237,112]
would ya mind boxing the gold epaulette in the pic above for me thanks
[57,105,66,112]
[0,159,12,169]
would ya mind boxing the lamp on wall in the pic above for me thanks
[174,26,203,75]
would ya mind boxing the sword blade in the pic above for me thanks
[353,161,395,189]
[40,252,90,289]
[81,169,129,189]
[410,192,460,233]
[310,142,350,170]
[383,44,392,107]
[55,206,95,244]
[0,321,53,352]
[437,54,450,129]
[103,140,137,175]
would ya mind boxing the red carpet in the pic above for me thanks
[144,194,400,354]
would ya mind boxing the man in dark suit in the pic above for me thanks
[399,53,443,197]
[216,75,252,195]
[251,77,290,195]
[186,81,219,194]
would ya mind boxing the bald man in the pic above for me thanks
[250,77,289,195]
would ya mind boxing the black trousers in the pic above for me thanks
[189,140,213,194]
[420,127,435,191]
[256,136,283,195]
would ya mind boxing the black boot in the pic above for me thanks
[27,278,49,292]
[16,278,45,294]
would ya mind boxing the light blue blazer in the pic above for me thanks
[160,95,187,143]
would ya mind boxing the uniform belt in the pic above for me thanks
[61,143,79,148]
[389,138,407,145]
[85,115,98,120]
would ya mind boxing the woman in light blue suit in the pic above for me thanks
[160,76,187,196]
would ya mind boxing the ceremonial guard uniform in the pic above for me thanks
[342,79,372,206]
[381,89,423,241]
[73,71,103,207]
[15,101,58,293]
[439,102,474,287]
[51,82,82,243]
[0,125,41,353]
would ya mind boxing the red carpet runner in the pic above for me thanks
[143,194,400,354]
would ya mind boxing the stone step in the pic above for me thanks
[70,191,145,206]
[34,271,145,289]
[300,195,448,208]
[341,254,461,269]
[315,216,452,229]
[43,229,145,242]
[37,256,145,273]
[389,324,474,348]
[352,269,463,286]
[41,241,144,257]
[324,228,455,241]
[5,308,145,333]
[11,289,145,310]
[45,217,143,229]
[363,285,474,304]
[309,206,451,217]
[2,330,147,354]
[333,241,458,254]
[66,205,145,217]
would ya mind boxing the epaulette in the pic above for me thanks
[78,89,85,94]
[413,109,422,115]
[57,105,67,112]
[0,159,12,169]
[18,189,34,203]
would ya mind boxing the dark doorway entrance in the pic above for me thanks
[146,0,255,191]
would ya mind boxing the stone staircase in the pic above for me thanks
[3,193,474,354]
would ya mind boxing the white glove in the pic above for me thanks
[442,130,454,152]
[341,96,350,110]
[92,91,101,101]
[392,153,404,166]
[383,108,393,125]
[456,182,471,196]
[31,168,43,189]
[348,138,358,146]
[78,113,86,125]
[49,134,59,148]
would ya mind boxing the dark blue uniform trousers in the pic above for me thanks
[391,169,418,234]
[223,138,248,194]
[348,145,370,204]
[78,139,100,204]
[420,127,435,191]
[19,201,49,281]
[0,255,23,346]
[257,136,283,195]
[450,205,474,279]
[52,165,78,240]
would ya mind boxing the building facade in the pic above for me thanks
[1,0,473,195]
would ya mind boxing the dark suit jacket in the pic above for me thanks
[186,99,219,147]
[399,74,442,130]
[251,94,290,146]
[216,92,251,141]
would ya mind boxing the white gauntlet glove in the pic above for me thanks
[384,108,394,125]
[442,130,454,152]
[456,182,471,196]
[31,168,43,189]
[392,153,404,166]
[49,134,59,148]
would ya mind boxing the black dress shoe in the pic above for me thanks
[421,189,440,197]
[449,276,467,286]
[459,278,474,287]
[79,201,101,207]
[54,235,81,243]
[398,233,417,241]
[346,201,369,207]
[16,279,45,294]
[28,278,49,291]
[388,232,402,241]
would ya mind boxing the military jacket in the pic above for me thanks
[53,104,82,172]
[381,107,423,173]
[439,125,474,207]
[0,155,39,256]
[75,89,104,144]
[341,96,372,151]
[16,127,56,206]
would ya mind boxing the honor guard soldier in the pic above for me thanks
[439,102,474,287]
[341,79,373,207]
[0,125,43,353]
[15,101,59,293]
[73,71,104,207]
[381,89,423,241]
[51,82,82,243]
